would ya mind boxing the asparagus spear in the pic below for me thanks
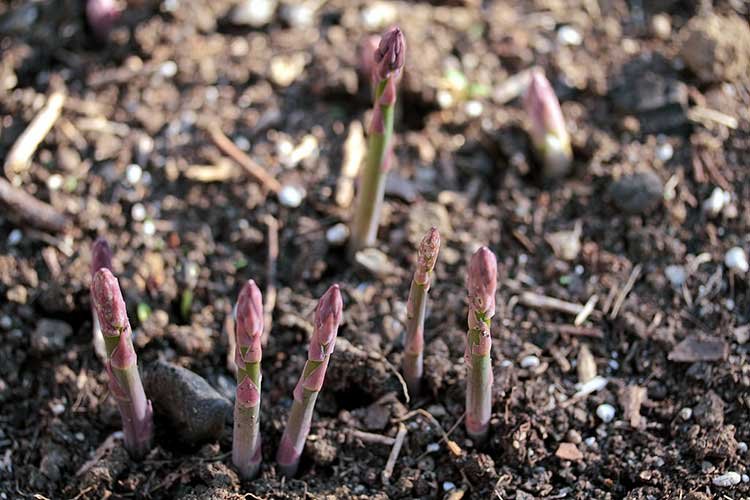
[349,27,406,255]
[232,280,265,480]
[465,247,497,441]
[91,237,112,361]
[523,70,573,180]
[91,268,153,458]
[276,285,343,477]
[403,227,440,397]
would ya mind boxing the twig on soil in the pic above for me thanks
[518,291,584,316]
[4,91,66,178]
[511,229,536,253]
[543,323,603,339]
[691,155,707,184]
[206,125,282,194]
[262,215,279,347]
[381,423,407,485]
[349,429,396,446]
[76,116,130,137]
[75,431,124,477]
[395,409,463,457]
[574,295,598,325]
[687,106,738,130]
[492,66,538,105]
[183,161,239,182]
[699,150,732,192]
[0,178,70,233]
[609,264,641,320]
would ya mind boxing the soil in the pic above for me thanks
[1,0,750,499]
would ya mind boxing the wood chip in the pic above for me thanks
[620,385,647,428]
[183,161,239,182]
[519,292,584,316]
[555,442,583,461]
[668,336,728,363]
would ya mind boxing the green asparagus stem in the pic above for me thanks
[349,27,406,256]
[232,280,264,479]
[91,237,112,361]
[403,227,440,397]
[465,247,497,441]
[276,285,343,477]
[91,268,153,459]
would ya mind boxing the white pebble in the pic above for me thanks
[131,203,146,221]
[520,355,540,369]
[557,25,583,46]
[0,316,12,329]
[500,359,513,368]
[574,375,608,397]
[436,89,454,109]
[159,60,178,78]
[47,174,63,191]
[325,223,349,245]
[680,407,692,420]
[712,472,741,487]
[361,2,397,30]
[143,219,156,236]
[656,142,673,162]
[703,187,730,216]
[464,100,483,117]
[235,136,251,152]
[608,359,620,370]
[426,443,440,453]
[50,402,65,416]
[725,247,748,273]
[725,299,735,311]
[126,164,142,185]
[664,265,687,287]
[278,185,305,208]
[7,229,22,246]
[596,403,615,423]
[442,482,456,492]
[584,436,597,447]
[75,432,85,441]
[162,0,178,12]
[743,474,749,483]
[738,442,748,454]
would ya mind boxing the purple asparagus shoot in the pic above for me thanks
[91,237,112,361]
[86,0,122,40]
[277,285,343,477]
[232,280,264,480]
[403,228,441,397]
[465,247,497,441]
[349,27,406,255]
[523,70,573,179]
[91,268,153,459]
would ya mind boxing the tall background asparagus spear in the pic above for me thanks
[232,280,265,479]
[465,247,497,441]
[403,227,440,397]
[91,237,112,361]
[91,268,153,458]
[523,70,573,180]
[349,27,406,255]
[277,285,343,477]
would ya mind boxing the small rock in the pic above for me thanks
[280,2,315,27]
[702,187,730,217]
[724,247,748,273]
[733,325,750,345]
[555,442,583,461]
[545,223,582,261]
[737,442,747,454]
[361,2,397,30]
[557,25,582,46]
[656,142,673,162]
[47,174,63,191]
[520,355,540,369]
[32,319,73,353]
[712,471,741,488]
[608,171,663,215]
[269,53,307,87]
[651,14,671,40]
[442,481,456,492]
[126,164,142,185]
[385,174,418,203]
[7,229,22,246]
[406,202,452,247]
[584,436,596,447]
[679,407,692,420]
[679,14,750,83]
[278,185,306,208]
[131,203,146,222]
[743,474,749,483]
[228,0,277,27]
[143,360,231,446]
[596,403,615,423]
[354,248,399,278]
[464,100,483,117]
[664,265,687,288]
[143,220,156,236]
[325,223,349,246]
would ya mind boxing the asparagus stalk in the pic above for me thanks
[276,285,343,477]
[91,237,112,361]
[91,268,153,459]
[349,27,406,255]
[523,70,573,180]
[232,280,265,479]
[403,227,441,397]
[465,247,497,441]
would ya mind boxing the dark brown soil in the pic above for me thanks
[1,0,750,499]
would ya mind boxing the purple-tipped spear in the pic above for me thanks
[91,238,112,361]
[277,285,343,477]
[91,269,153,459]
[465,247,497,441]
[403,228,440,397]
[349,27,406,255]
[523,70,573,180]
[232,280,264,480]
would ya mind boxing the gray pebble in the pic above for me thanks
[608,171,663,215]
[143,360,231,445]
[32,319,73,353]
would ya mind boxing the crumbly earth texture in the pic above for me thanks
[1,0,749,498]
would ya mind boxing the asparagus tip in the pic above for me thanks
[91,237,112,275]
[468,247,498,317]
[415,227,441,284]
[91,268,128,337]
[374,26,406,80]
